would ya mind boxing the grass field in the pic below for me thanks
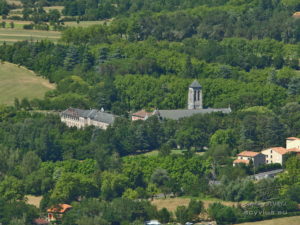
[0,28,61,44]
[26,195,42,208]
[151,197,240,213]
[64,19,113,27]
[0,62,55,105]
[234,216,300,225]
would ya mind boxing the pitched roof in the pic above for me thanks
[287,148,300,153]
[189,80,202,88]
[132,110,153,118]
[292,12,300,18]
[233,159,250,164]
[61,108,115,124]
[263,147,288,155]
[34,218,49,225]
[47,204,72,213]
[154,108,231,120]
[237,151,260,157]
[286,137,300,141]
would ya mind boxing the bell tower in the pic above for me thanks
[188,80,203,109]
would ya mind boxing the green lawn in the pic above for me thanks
[0,28,61,44]
[0,62,55,105]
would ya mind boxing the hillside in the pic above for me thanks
[235,216,300,225]
[0,62,55,105]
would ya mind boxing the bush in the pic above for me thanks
[23,24,34,30]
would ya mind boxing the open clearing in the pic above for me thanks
[0,28,61,44]
[234,216,300,225]
[151,197,239,212]
[0,62,55,105]
[26,195,42,208]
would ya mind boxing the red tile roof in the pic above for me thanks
[132,110,153,118]
[262,147,288,155]
[292,12,300,18]
[237,151,260,157]
[47,204,72,213]
[34,218,49,225]
[286,137,300,141]
[233,159,250,164]
[287,148,300,153]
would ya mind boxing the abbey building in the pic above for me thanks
[132,80,231,121]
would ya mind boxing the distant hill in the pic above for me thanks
[0,62,55,105]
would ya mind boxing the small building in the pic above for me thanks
[47,204,72,222]
[286,137,300,149]
[233,151,266,168]
[131,110,153,121]
[261,147,289,165]
[251,169,284,180]
[60,108,116,130]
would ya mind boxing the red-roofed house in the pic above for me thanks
[233,151,266,168]
[47,204,72,222]
[261,147,289,165]
[131,110,153,121]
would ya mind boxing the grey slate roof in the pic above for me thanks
[154,108,231,120]
[250,169,283,180]
[61,108,115,124]
[189,80,202,88]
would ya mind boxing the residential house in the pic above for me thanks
[47,204,72,222]
[286,137,300,149]
[60,108,116,130]
[233,151,266,168]
[261,147,288,165]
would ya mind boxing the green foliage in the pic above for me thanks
[0,176,24,201]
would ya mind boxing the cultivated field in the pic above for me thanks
[0,62,55,105]
[0,28,61,44]
[234,216,300,225]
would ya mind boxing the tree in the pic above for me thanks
[187,200,203,221]
[20,151,41,177]
[101,171,128,200]
[0,0,9,16]
[159,143,171,157]
[0,176,24,201]
[158,208,171,223]
[151,169,170,188]
[175,206,189,224]
[146,183,159,201]
[48,9,61,25]
[9,21,14,29]
[63,46,79,71]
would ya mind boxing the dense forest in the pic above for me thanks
[0,0,300,224]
